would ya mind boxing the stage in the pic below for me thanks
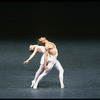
[0,37,100,99]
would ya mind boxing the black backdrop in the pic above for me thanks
[0,1,100,40]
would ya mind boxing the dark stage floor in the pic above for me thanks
[0,37,100,99]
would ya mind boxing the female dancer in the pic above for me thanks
[23,44,45,88]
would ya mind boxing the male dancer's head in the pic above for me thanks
[37,37,48,46]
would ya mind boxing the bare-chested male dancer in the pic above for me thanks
[33,37,65,89]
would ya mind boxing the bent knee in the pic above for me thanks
[61,68,64,73]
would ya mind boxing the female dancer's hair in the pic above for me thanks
[30,50,34,53]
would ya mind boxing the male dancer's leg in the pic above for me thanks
[31,64,44,87]
[54,60,65,89]
[33,61,55,89]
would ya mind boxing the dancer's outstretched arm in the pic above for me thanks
[23,47,39,64]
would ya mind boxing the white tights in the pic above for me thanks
[33,60,64,88]
[55,60,64,87]
[33,64,44,82]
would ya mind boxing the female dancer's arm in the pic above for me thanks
[23,47,39,64]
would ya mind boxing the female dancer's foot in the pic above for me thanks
[30,80,36,88]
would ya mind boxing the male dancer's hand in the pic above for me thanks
[45,66,49,72]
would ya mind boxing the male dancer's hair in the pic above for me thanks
[36,38,45,46]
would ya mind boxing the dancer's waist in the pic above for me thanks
[48,52,58,58]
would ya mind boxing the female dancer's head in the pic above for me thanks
[29,45,35,53]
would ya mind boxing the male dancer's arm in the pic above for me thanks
[44,43,49,72]
[23,47,38,64]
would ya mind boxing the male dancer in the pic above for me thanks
[33,37,65,89]
[23,44,64,89]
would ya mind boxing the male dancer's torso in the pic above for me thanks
[46,42,58,57]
